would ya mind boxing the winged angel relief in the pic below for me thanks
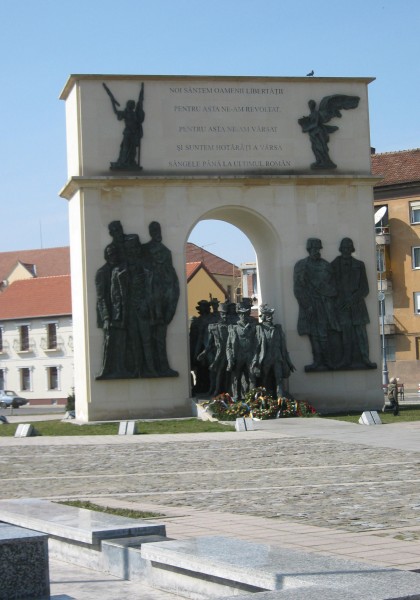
[298,95,360,169]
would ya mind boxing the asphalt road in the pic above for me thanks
[0,405,65,417]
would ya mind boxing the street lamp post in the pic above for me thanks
[378,245,389,386]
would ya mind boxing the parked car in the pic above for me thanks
[0,390,28,409]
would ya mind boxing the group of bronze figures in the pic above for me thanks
[190,299,295,401]
[95,220,179,379]
[294,237,376,372]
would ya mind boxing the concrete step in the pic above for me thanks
[102,534,170,580]
[141,535,420,599]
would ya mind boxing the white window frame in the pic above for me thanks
[410,201,420,225]
[414,293,420,315]
[412,247,420,270]
[45,365,61,391]
[46,322,58,350]
[18,323,31,352]
[19,367,32,392]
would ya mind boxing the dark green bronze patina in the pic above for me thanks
[103,82,145,170]
[293,237,376,371]
[298,95,360,169]
[95,221,179,380]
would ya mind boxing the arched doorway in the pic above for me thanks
[185,208,285,398]
[186,206,284,324]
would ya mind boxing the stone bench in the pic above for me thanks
[0,498,166,572]
[141,535,420,599]
[0,523,50,600]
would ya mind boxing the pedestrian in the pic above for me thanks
[387,377,399,416]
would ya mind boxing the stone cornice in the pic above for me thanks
[60,74,375,100]
[60,173,382,200]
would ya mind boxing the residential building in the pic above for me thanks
[0,275,73,405]
[371,148,420,386]
[186,243,241,303]
[186,261,227,320]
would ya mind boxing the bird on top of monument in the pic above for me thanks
[306,70,314,76]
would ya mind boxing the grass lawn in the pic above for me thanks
[57,500,163,519]
[321,404,420,424]
[0,418,234,437]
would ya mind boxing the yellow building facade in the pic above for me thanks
[372,149,420,386]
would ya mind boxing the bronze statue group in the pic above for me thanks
[95,220,179,380]
[294,237,377,372]
[190,298,295,402]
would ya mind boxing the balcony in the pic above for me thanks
[379,314,396,335]
[377,271,392,291]
[375,225,390,245]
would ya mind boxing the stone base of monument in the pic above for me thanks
[0,523,50,600]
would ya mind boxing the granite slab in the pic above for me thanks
[141,536,420,597]
[102,534,169,580]
[0,498,165,545]
[0,523,50,600]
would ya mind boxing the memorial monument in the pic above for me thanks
[60,74,383,421]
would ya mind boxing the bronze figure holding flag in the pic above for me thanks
[103,82,145,170]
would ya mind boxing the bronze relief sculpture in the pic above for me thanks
[298,95,360,169]
[103,82,145,170]
[294,237,376,371]
[95,221,179,380]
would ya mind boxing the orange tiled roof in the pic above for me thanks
[0,247,70,282]
[371,149,420,186]
[186,261,202,280]
[0,276,72,320]
[186,243,240,277]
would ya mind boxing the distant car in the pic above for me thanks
[0,390,28,409]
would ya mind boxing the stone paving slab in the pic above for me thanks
[2,418,420,581]
[1,431,420,535]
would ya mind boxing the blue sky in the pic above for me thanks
[1,0,419,265]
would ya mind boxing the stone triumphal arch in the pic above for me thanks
[60,75,382,422]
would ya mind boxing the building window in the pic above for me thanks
[47,323,57,349]
[410,201,420,225]
[0,369,4,389]
[47,366,59,390]
[412,247,420,269]
[382,337,396,362]
[414,293,420,315]
[19,325,29,351]
[0,327,3,352]
[226,285,232,301]
[20,368,31,391]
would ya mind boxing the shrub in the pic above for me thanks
[66,390,75,412]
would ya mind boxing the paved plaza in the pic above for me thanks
[1,415,420,597]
